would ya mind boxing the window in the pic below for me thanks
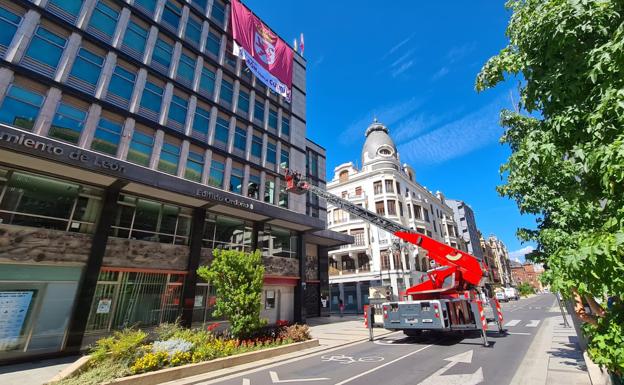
[407,203,412,219]
[387,200,396,216]
[308,151,318,177]
[68,46,104,88]
[278,183,288,208]
[107,63,136,107]
[208,157,225,188]
[352,228,365,246]
[190,0,207,12]
[238,88,250,115]
[233,127,247,152]
[23,26,67,75]
[185,15,202,47]
[230,165,243,194]
[355,186,363,196]
[48,101,87,144]
[414,204,423,220]
[47,0,83,19]
[167,93,188,130]
[87,1,118,40]
[358,253,370,271]
[192,105,210,141]
[127,128,154,166]
[220,77,233,107]
[260,225,297,258]
[396,181,401,194]
[211,0,225,26]
[224,39,236,69]
[158,140,180,175]
[375,201,385,215]
[423,208,430,222]
[266,142,276,164]
[251,134,262,158]
[280,149,289,168]
[152,37,173,73]
[199,66,216,97]
[254,99,265,124]
[399,202,404,217]
[110,194,192,244]
[373,181,382,195]
[385,180,394,193]
[381,250,390,270]
[268,109,278,131]
[0,5,22,49]
[133,0,157,15]
[0,168,102,233]
[161,1,181,32]
[121,20,148,59]
[0,84,45,130]
[339,170,348,182]
[177,52,196,86]
[185,149,204,182]
[214,117,229,147]
[205,30,220,58]
[139,80,163,118]
[203,214,252,251]
[91,115,123,156]
[248,172,260,199]
[281,116,290,136]
[264,177,275,204]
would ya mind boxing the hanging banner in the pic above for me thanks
[230,0,293,101]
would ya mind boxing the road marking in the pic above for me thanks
[242,379,250,385]
[417,350,484,385]
[269,371,329,383]
[321,354,384,364]
[526,320,540,327]
[504,320,521,327]
[334,344,433,385]
[508,332,531,335]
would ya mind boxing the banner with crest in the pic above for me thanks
[230,0,294,101]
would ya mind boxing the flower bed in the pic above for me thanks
[54,323,311,385]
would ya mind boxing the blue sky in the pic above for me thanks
[244,0,537,261]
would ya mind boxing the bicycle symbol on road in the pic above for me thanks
[320,354,384,364]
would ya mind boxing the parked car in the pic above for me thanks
[495,291,508,302]
[504,287,519,301]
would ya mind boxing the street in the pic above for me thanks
[175,294,557,385]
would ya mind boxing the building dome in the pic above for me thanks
[361,119,398,165]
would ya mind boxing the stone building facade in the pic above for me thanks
[446,199,484,261]
[511,263,544,291]
[480,234,513,286]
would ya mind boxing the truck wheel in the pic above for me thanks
[404,330,423,337]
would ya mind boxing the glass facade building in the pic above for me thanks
[0,0,344,362]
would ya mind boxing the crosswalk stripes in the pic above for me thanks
[526,320,540,327]
[504,320,521,327]
[503,319,541,327]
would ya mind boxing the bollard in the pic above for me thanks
[368,306,375,341]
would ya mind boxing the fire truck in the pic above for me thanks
[285,169,505,346]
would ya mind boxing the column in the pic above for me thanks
[245,125,253,161]
[275,140,282,170]
[180,207,206,327]
[128,68,147,113]
[207,106,218,145]
[169,42,183,79]
[76,0,98,30]
[184,95,197,136]
[0,68,14,104]
[149,129,165,169]
[64,182,125,352]
[55,33,82,83]
[206,0,214,18]
[241,164,250,197]
[261,132,268,167]
[192,56,204,92]
[111,8,131,48]
[5,10,40,64]
[232,79,240,112]
[159,82,174,126]
[154,0,167,22]
[78,103,102,148]
[177,140,190,178]
[213,68,223,103]
[199,20,210,54]
[178,6,190,39]
[318,246,330,317]
[33,88,62,136]
[263,99,270,130]
[217,33,227,65]
[248,90,256,121]
[117,118,135,160]
[95,52,117,100]
[294,233,307,323]
[226,116,235,152]
[277,108,284,138]
[259,170,266,201]
[223,157,232,192]
[144,26,159,65]
[201,148,212,185]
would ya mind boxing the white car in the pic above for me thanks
[504,287,519,301]
[495,291,507,302]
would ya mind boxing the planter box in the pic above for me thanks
[101,339,319,385]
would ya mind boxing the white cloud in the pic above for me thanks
[509,246,535,260]
[446,42,477,63]
[391,60,414,78]
[382,34,415,60]
[431,66,450,81]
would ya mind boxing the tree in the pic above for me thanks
[197,249,266,339]
[476,0,624,375]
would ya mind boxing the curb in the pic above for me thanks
[509,316,552,385]
[46,355,91,384]
[583,351,613,385]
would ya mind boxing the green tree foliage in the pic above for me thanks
[476,0,624,374]
[517,282,536,297]
[197,249,266,339]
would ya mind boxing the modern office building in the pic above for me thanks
[446,199,484,261]
[326,120,465,314]
[0,0,349,362]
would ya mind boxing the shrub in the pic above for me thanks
[155,319,184,340]
[90,329,148,365]
[518,283,536,297]
[152,338,193,355]
[55,360,127,385]
[279,324,311,343]
[130,351,168,374]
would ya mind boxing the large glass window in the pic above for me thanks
[308,151,318,177]
[127,129,154,166]
[260,226,297,258]
[205,31,220,57]
[133,0,157,15]
[48,101,87,144]
[199,66,216,97]
[47,0,83,18]
[158,140,180,175]
[185,150,204,182]
[268,109,277,131]
[121,20,148,58]
[251,135,262,158]
[278,184,288,208]
[203,214,252,251]
[0,84,45,130]
[161,1,181,32]
[233,127,246,152]
[210,0,225,26]
[220,78,233,107]
[254,100,265,124]
[214,117,229,146]
[152,37,173,73]
[87,1,118,40]
[167,93,188,129]
[0,5,22,48]
[107,64,136,105]
[229,165,243,194]
[281,116,290,136]
[238,88,249,115]
[192,105,210,141]
[0,168,102,233]
[68,47,104,86]
[185,16,202,47]
[23,26,67,71]
[266,142,276,164]
[191,0,207,11]
[139,81,163,115]
[264,177,275,204]
[110,194,192,244]
[248,172,260,199]
[91,115,123,156]
[208,158,224,188]
[280,149,289,168]
[177,53,196,86]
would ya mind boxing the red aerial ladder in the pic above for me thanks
[285,169,505,346]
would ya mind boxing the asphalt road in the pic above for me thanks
[189,294,558,385]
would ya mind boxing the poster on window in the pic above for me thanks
[0,291,34,350]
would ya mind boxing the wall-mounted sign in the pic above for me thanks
[0,291,34,350]
[96,299,112,314]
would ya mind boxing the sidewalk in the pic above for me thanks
[510,313,592,385]
[307,314,391,347]
[0,356,78,385]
